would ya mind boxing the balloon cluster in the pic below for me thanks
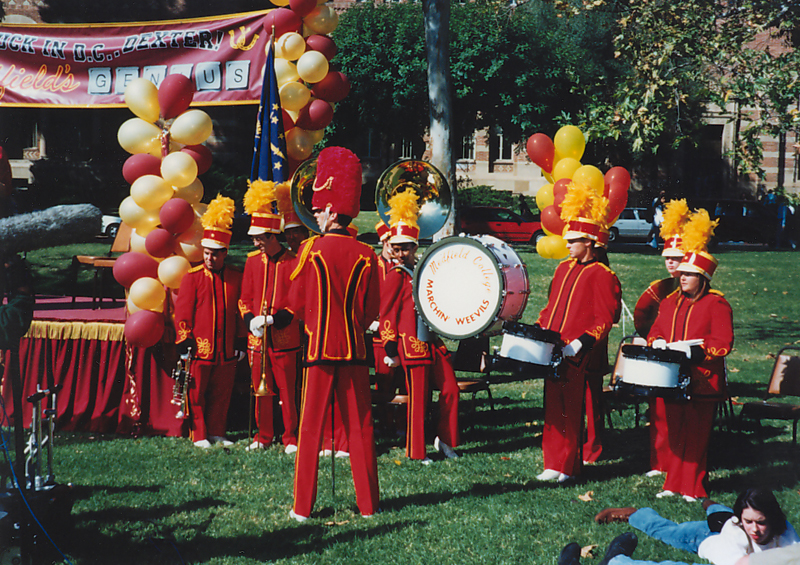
[526,125,631,259]
[265,1,350,168]
[115,75,212,348]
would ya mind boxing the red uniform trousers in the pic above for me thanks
[649,397,668,472]
[188,359,236,442]
[249,348,298,446]
[582,370,604,463]
[662,399,714,498]
[543,357,589,477]
[321,396,349,453]
[293,364,379,517]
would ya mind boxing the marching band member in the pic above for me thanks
[633,198,690,477]
[536,184,621,482]
[287,147,381,521]
[238,180,301,453]
[647,208,733,501]
[282,210,309,254]
[174,195,243,448]
[380,190,460,463]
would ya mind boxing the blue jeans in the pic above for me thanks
[609,504,732,565]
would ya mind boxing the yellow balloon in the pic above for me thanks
[275,32,306,61]
[535,183,554,210]
[307,129,325,144]
[272,0,289,5]
[169,109,213,146]
[158,255,191,289]
[296,51,329,83]
[304,5,339,35]
[286,128,314,161]
[536,236,552,258]
[543,171,554,184]
[280,82,311,112]
[118,118,161,155]
[174,178,204,204]
[549,235,569,259]
[554,125,585,161]
[553,157,582,182]
[131,174,173,210]
[129,277,166,311]
[124,78,160,123]
[179,240,204,263]
[572,165,605,195]
[275,59,300,86]
[127,296,164,314]
[136,212,161,237]
[119,196,149,229]
[161,151,198,188]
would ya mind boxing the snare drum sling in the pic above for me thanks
[647,289,733,499]
[537,258,622,477]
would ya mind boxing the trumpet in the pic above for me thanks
[254,306,275,397]
[171,348,192,419]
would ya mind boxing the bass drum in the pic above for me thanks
[412,235,529,340]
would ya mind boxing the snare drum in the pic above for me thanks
[413,235,529,340]
[615,344,690,399]
[492,321,563,377]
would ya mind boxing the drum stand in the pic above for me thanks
[23,384,61,491]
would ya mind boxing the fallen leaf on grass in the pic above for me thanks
[394,460,403,465]
[500,456,511,461]
[578,491,594,502]
[729,367,740,373]
[581,545,598,558]
[325,520,351,526]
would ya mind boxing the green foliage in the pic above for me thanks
[457,185,529,211]
[27,156,127,212]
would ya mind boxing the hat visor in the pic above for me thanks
[201,238,228,250]
[662,249,685,257]
[388,234,418,245]
[563,230,598,242]
[677,262,712,279]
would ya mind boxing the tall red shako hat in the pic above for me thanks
[201,194,235,249]
[244,178,283,236]
[660,199,690,258]
[311,147,363,219]
[678,208,719,279]
[560,183,610,243]
[375,221,391,242]
[387,189,421,245]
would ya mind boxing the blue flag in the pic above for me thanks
[250,39,288,189]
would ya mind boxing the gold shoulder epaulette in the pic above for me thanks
[247,249,261,258]
[710,289,725,297]
[290,235,320,281]
[189,264,204,273]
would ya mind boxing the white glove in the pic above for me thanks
[667,342,693,359]
[249,315,266,337]
[384,356,400,368]
[265,315,274,326]
[368,320,379,333]
[652,339,667,349]
[563,339,583,357]
[235,350,247,362]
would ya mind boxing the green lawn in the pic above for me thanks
[9,240,800,564]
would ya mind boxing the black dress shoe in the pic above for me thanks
[599,532,638,565]
[558,542,581,565]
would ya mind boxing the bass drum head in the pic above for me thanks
[413,236,505,340]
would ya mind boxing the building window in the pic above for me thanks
[400,138,414,159]
[488,126,512,172]
[459,134,475,161]
[362,128,380,159]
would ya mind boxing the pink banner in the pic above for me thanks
[0,10,271,107]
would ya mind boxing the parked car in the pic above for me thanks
[101,214,122,238]
[609,208,652,241]
[693,200,776,245]
[459,206,544,244]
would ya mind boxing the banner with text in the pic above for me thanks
[0,10,271,107]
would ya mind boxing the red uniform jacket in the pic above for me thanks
[288,231,381,365]
[537,258,621,371]
[372,254,395,345]
[239,248,301,353]
[380,264,433,366]
[174,264,243,363]
[647,289,733,399]
[634,277,679,337]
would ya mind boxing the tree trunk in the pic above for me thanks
[423,0,455,239]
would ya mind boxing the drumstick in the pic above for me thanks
[668,339,704,347]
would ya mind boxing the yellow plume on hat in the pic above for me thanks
[660,199,690,239]
[275,181,292,216]
[202,194,235,230]
[243,179,277,216]
[681,208,718,254]
[561,182,608,227]
[388,189,420,229]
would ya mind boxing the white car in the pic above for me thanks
[609,208,652,241]
[101,215,122,238]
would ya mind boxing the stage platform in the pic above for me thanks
[1,295,184,437]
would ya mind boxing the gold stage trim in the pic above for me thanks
[25,320,126,342]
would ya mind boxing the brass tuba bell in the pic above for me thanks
[289,158,322,234]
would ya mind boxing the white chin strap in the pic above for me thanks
[317,204,332,233]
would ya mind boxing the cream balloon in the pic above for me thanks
[119,196,150,229]
[135,212,161,237]
[179,241,204,262]
[307,129,325,144]
[158,255,191,289]
[286,128,314,161]
[193,202,208,219]
[275,59,300,86]
[275,32,306,61]
[169,109,213,146]
[131,174,173,210]
[129,229,148,254]
[124,78,160,123]
[174,178,204,204]
[161,151,198,188]
[279,82,311,112]
[304,5,339,35]
[129,277,167,311]
[296,51,329,83]
[118,118,161,155]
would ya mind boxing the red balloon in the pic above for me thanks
[604,166,631,197]
[553,178,571,213]
[125,309,165,348]
[526,133,555,174]
[145,228,178,258]
[264,9,302,39]
[122,154,162,184]
[305,34,338,61]
[604,166,630,221]
[282,109,295,131]
[295,99,333,131]
[158,74,194,120]
[113,252,160,288]
[541,205,566,236]
[181,145,213,175]
[159,198,195,234]
[311,71,350,103]
[290,0,316,17]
